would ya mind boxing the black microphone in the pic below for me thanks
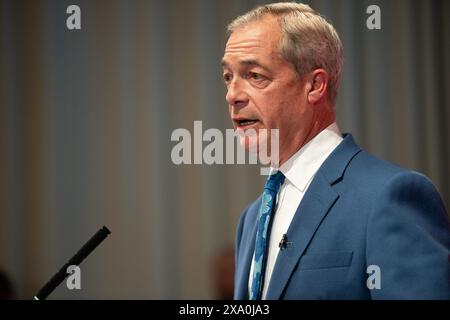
[279,233,288,250]
[34,226,111,300]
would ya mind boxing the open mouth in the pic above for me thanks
[236,119,259,127]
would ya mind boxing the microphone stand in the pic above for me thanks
[34,226,111,300]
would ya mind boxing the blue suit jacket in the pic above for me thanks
[234,134,450,299]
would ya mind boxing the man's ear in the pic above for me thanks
[307,69,329,104]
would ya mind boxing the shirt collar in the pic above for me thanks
[274,122,343,192]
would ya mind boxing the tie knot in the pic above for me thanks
[264,171,285,193]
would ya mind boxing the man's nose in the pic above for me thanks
[225,79,249,108]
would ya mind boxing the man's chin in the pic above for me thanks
[235,127,278,167]
[239,135,258,152]
[239,132,270,154]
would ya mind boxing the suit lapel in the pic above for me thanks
[265,173,339,299]
[265,133,361,299]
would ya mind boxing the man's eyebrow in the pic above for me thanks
[241,59,271,71]
[221,59,272,73]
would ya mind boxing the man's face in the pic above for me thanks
[222,15,314,164]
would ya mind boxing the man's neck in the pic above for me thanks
[278,113,336,167]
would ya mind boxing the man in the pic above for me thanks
[221,2,450,299]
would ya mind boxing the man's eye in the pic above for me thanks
[249,72,264,81]
[223,73,232,83]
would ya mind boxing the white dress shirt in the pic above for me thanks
[248,122,343,299]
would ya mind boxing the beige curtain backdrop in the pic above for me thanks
[1,0,449,299]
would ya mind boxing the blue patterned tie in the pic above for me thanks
[250,170,285,300]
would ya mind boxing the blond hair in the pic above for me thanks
[227,2,343,105]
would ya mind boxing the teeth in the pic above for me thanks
[239,120,256,126]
